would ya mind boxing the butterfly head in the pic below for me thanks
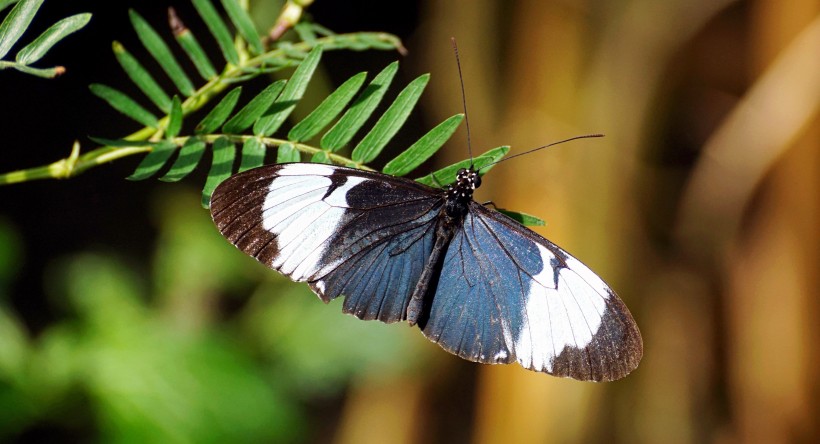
[447,167,481,203]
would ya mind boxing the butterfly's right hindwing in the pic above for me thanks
[210,163,443,323]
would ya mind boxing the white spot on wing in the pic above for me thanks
[513,244,608,372]
[278,163,336,176]
[261,171,366,281]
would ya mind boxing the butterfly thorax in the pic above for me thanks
[443,167,481,219]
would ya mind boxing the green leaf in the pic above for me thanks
[321,61,398,151]
[90,83,159,128]
[496,209,546,227]
[415,146,510,186]
[195,87,241,134]
[112,41,171,112]
[276,142,299,163]
[238,137,265,172]
[160,137,205,182]
[202,136,236,207]
[127,140,176,180]
[352,74,429,164]
[88,137,155,147]
[14,12,90,65]
[191,0,239,66]
[382,114,463,176]
[0,0,43,59]
[310,150,331,164]
[288,71,367,142]
[166,95,183,138]
[170,7,217,80]
[254,45,323,136]
[129,9,194,96]
[220,0,263,55]
[223,80,286,134]
[0,1,20,14]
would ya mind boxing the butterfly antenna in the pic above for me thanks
[451,38,474,167]
[477,134,605,173]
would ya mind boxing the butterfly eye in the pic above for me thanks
[473,174,482,188]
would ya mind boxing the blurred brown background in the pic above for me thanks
[0,0,818,443]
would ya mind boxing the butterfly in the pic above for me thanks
[209,159,643,381]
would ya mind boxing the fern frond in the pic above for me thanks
[0,1,409,190]
[0,0,90,78]
[115,50,473,207]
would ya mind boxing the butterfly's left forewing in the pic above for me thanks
[421,202,642,381]
[210,163,444,323]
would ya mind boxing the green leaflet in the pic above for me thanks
[112,41,172,112]
[195,87,242,134]
[382,114,463,177]
[170,7,217,81]
[15,12,90,65]
[201,137,236,207]
[223,80,286,134]
[415,146,510,187]
[88,137,155,148]
[89,83,159,128]
[191,0,238,66]
[352,74,429,164]
[160,137,205,182]
[321,61,398,151]
[0,0,43,59]
[288,71,367,143]
[276,142,300,163]
[127,140,176,180]
[129,9,194,96]
[496,209,546,227]
[253,45,323,136]
[310,151,331,164]
[220,0,263,55]
[0,1,20,14]
[238,137,266,172]
[166,96,183,138]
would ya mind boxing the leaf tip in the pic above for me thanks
[167,6,186,36]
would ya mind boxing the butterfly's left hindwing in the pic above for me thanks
[421,202,642,381]
[210,163,443,323]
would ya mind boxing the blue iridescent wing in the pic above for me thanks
[210,163,443,323]
[421,202,642,381]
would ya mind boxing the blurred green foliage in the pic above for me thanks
[0,189,431,442]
